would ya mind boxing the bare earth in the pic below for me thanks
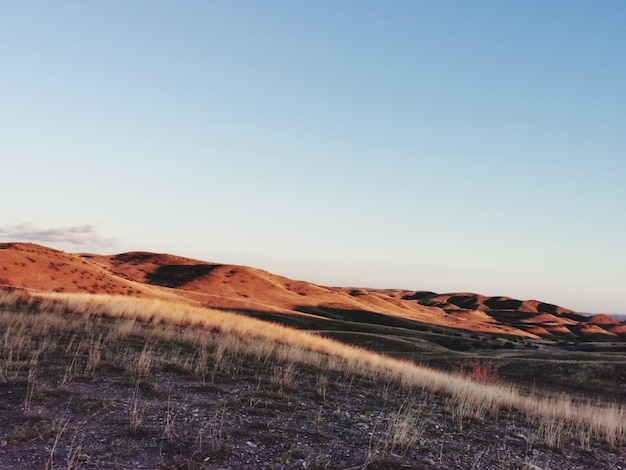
[1,317,623,470]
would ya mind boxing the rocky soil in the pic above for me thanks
[1,343,624,470]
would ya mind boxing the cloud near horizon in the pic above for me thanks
[0,223,117,246]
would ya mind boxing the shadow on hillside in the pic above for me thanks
[209,306,444,356]
[294,305,431,329]
[210,306,506,354]
[147,264,222,288]
[213,305,433,333]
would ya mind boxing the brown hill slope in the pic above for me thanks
[0,242,622,344]
[0,243,154,297]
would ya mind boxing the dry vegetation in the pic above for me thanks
[0,287,625,469]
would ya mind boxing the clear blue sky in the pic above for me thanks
[1,1,625,313]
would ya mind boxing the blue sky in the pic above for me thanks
[1,1,625,313]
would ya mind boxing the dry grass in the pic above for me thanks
[380,395,427,458]
[1,286,625,452]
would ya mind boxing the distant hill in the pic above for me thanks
[1,242,624,342]
[607,314,626,322]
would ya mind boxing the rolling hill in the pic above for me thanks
[1,242,623,351]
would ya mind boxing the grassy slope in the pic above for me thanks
[0,290,626,468]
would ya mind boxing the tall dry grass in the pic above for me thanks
[1,286,625,448]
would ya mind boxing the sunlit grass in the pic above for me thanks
[1,286,625,449]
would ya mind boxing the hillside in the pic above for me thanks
[1,243,622,348]
[0,288,624,469]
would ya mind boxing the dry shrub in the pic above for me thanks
[84,334,103,376]
[380,397,425,458]
[127,342,157,385]
[316,372,329,401]
[454,360,499,384]
[271,362,297,394]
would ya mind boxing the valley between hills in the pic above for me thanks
[1,242,625,469]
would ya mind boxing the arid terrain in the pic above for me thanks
[1,242,625,469]
[2,242,625,398]
[2,242,624,342]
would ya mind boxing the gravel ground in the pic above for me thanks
[1,347,624,470]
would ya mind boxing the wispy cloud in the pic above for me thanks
[0,223,117,246]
